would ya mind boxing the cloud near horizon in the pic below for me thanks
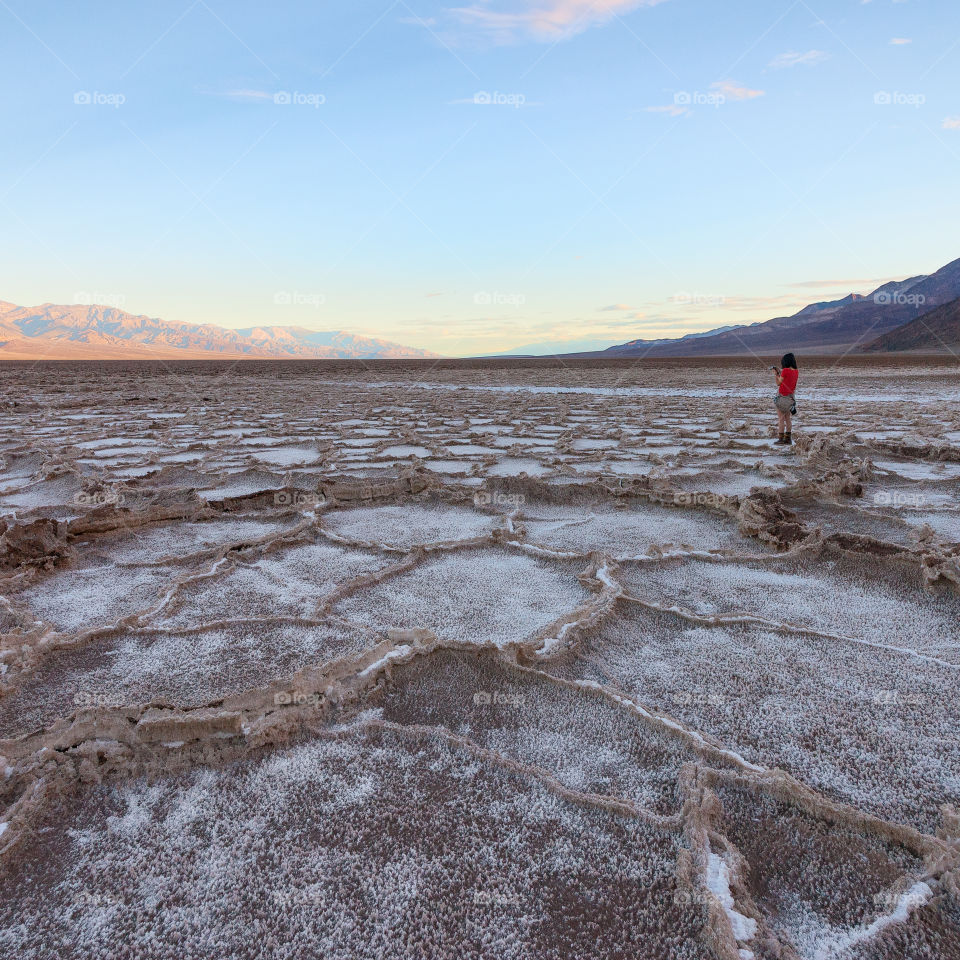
[711,79,765,101]
[445,0,667,43]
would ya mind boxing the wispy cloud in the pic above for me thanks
[644,104,688,117]
[598,303,646,318]
[444,0,668,44]
[943,116,960,130]
[646,79,762,116]
[602,293,800,316]
[768,49,829,69]
[717,294,808,312]
[889,37,912,45]
[711,79,764,101]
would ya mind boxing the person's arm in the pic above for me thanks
[774,368,783,387]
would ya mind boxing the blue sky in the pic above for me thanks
[1,0,958,355]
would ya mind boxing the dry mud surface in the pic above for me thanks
[1,357,959,960]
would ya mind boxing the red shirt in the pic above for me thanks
[779,368,798,395]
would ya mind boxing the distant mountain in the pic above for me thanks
[492,324,751,358]
[596,257,960,358]
[230,325,437,358]
[490,337,623,356]
[863,296,960,353]
[0,302,438,359]
[604,323,748,354]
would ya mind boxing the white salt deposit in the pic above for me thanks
[2,361,957,960]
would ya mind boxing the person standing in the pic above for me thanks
[773,353,798,446]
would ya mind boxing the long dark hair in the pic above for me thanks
[781,352,798,370]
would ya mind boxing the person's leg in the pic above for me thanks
[783,411,792,444]
[775,409,785,443]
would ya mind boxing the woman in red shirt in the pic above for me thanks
[773,352,798,445]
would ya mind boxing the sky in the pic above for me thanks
[0,0,958,357]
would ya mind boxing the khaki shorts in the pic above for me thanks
[774,393,795,413]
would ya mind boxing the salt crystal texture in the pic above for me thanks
[1,359,958,959]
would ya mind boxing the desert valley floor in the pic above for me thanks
[0,356,959,960]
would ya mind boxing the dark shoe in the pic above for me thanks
[783,432,792,445]
[774,434,787,445]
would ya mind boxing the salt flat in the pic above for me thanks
[0,356,958,960]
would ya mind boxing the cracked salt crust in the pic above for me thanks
[333,549,592,648]
[322,503,500,550]
[1,360,958,959]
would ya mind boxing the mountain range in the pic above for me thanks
[491,325,748,357]
[594,256,960,358]
[0,302,437,360]
[863,296,960,353]
[4,257,959,361]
